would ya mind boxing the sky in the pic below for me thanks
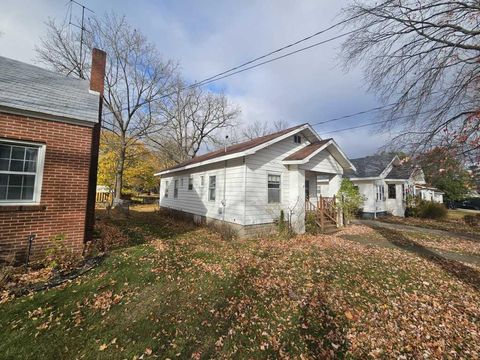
[0,0,391,158]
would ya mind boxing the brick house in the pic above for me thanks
[0,49,106,263]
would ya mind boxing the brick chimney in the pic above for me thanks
[85,48,107,244]
[90,48,107,94]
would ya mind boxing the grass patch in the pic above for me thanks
[1,206,479,359]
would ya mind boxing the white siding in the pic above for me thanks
[159,157,245,225]
[300,150,344,174]
[243,135,309,225]
[385,182,406,216]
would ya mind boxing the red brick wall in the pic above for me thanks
[0,112,93,263]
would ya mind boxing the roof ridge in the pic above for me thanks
[159,123,309,173]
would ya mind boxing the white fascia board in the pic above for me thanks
[329,139,356,171]
[385,179,409,183]
[155,125,311,176]
[380,155,401,178]
[348,177,382,181]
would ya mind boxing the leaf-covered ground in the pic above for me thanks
[1,207,479,359]
[378,212,480,236]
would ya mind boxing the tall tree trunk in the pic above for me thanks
[114,134,127,202]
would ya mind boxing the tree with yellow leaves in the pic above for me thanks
[98,132,173,195]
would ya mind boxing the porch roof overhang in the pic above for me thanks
[282,139,356,172]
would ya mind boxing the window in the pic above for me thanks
[209,176,216,201]
[388,184,396,199]
[0,141,45,204]
[200,176,204,186]
[376,185,385,201]
[305,180,310,200]
[174,180,178,199]
[293,135,302,144]
[188,177,193,191]
[164,181,169,197]
[268,174,281,203]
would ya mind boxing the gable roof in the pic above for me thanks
[283,139,332,161]
[156,124,310,175]
[0,56,100,125]
[385,162,416,179]
[348,154,396,178]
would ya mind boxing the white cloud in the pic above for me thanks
[0,0,388,157]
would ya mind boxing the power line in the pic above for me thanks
[318,101,474,136]
[319,120,387,135]
[103,28,357,117]
[183,30,356,90]
[191,16,357,86]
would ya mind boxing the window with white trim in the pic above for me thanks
[293,135,302,144]
[188,177,193,190]
[209,176,216,201]
[0,140,45,204]
[268,174,281,203]
[376,185,385,201]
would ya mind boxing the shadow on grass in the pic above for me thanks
[299,285,349,359]
[375,227,480,292]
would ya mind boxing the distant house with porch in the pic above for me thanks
[346,154,427,218]
[155,124,355,236]
[415,185,444,203]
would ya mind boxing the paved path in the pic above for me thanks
[348,219,480,267]
[352,219,480,242]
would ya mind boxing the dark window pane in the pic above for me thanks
[0,159,8,171]
[7,186,22,200]
[22,187,34,200]
[0,174,7,186]
[0,145,10,159]
[24,175,35,187]
[24,161,36,172]
[268,189,280,203]
[10,160,24,172]
[11,146,25,160]
[25,148,38,161]
[9,175,23,186]
[0,186,6,200]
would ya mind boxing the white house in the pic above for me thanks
[416,185,444,203]
[155,124,355,237]
[346,154,426,218]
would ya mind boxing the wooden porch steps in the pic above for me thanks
[306,195,340,234]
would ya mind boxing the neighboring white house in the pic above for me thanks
[155,124,355,236]
[416,185,444,203]
[346,154,427,218]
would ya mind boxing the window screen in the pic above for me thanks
[268,174,281,203]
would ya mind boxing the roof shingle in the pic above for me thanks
[283,139,332,161]
[0,56,100,124]
[347,154,395,178]
[163,124,307,172]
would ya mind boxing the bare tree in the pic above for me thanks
[341,0,480,160]
[36,13,176,203]
[149,77,240,164]
[240,119,289,140]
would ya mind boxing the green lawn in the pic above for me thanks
[1,207,479,359]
